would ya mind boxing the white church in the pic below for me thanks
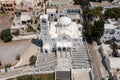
[40,14,83,57]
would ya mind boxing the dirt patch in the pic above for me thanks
[0,40,31,65]
[0,14,13,32]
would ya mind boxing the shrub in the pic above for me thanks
[16,55,21,61]
[0,28,12,42]
[12,30,20,36]
[29,55,37,66]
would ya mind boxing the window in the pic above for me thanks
[42,19,46,23]
[53,43,55,46]
[60,15,62,17]
[8,8,10,11]
[74,39,77,41]
[63,48,66,51]
[60,11,62,13]
[45,50,48,53]
[51,14,53,16]
[109,30,115,34]
[3,4,6,7]
[10,4,12,7]
[104,37,107,38]
[11,8,14,11]
[67,10,70,13]
[52,39,55,41]
[62,36,67,40]
[45,38,47,41]
[42,27,47,30]
[51,4,53,7]
[5,9,7,11]
[7,4,9,7]
[44,33,47,35]
[78,28,81,31]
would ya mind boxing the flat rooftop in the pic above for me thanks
[55,71,71,80]
[72,69,91,80]
[90,1,112,7]
[47,8,57,13]
[90,1,120,8]
[104,24,117,29]
[58,5,80,10]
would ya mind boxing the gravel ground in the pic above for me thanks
[0,40,31,65]
[16,42,38,67]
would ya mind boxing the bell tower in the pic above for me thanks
[40,14,49,44]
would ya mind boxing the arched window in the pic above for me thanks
[63,48,66,51]
[62,36,67,40]
[45,50,48,53]
[42,19,46,23]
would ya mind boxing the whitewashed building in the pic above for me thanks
[11,12,31,30]
[101,19,120,45]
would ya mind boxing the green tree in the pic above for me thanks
[83,21,93,38]
[29,55,37,66]
[17,75,32,80]
[87,8,103,20]
[91,20,104,43]
[0,28,12,42]
[83,7,103,21]
[104,8,120,19]
[73,0,88,7]
[95,7,103,11]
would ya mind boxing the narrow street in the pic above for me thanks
[95,45,109,79]
[88,42,102,80]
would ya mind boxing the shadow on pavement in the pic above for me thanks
[31,38,43,47]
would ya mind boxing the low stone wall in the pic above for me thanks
[12,35,38,40]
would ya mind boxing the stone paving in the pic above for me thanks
[34,52,57,71]
[71,44,91,69]
[35,43,91,71]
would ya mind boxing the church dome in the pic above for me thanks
[58,16,72,26]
